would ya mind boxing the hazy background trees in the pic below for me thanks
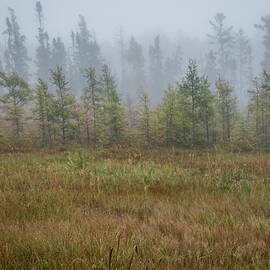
[0,1,270,149]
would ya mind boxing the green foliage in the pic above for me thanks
[82,66,103,145]
[0,72,30,138]
[136,92,151,146]
[101,64,125,144]
[215,77,237,142]
[51,66,76,145]
[159,86,179,146]
[32,78,55,147]
[176,59,214,146]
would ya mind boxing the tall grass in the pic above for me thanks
[0,148,270,269]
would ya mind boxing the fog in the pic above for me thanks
[1,0,268,39]
[0,0,270,106]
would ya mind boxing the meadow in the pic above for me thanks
[0,147,270,269]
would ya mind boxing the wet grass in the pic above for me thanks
[0,147,270,269]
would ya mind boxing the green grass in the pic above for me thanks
[1,147,270,269]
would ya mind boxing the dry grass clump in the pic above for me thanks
[0,148,270,269]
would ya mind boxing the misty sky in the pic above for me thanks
[0,0,269,43]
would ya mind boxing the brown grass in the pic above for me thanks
[0,147,270,269]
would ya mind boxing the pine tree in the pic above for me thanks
[255,14,270,73]
[208,13,234,79]
[125,36,145,92]
[199,78,214,144]
[35,1,51,81]
[215,77,237,142]
[0,60,3,73]
[82,67,103,145]
[165,44,182,86]
[0,72,30,138]
[72,15,103,91]
[160,85,179,146]
[51,66,76,145]
[179,60,201,146]
[3,8,30,80]
[101,65,125,144]
[32,78,54,147]
[51,37,66,71]
[115,26,127,91]
[205,50,217,89]
[247,45,253,90]
[149,35,163,100]
[235,29,251,105]
[248,77,263,143]
[136,92,151,146]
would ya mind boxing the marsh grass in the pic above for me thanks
[0,147,270,269]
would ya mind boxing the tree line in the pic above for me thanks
[0,59,269,150]
[1,2,270,149]
[0,2,270,106]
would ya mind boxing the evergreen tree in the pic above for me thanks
[178,60,201,146]
[32,78,55,147]
[160,85,179,146]
[247,45,253,90]
[115,26,127,91]
[165,45,182,86]
[149,35,163,100]
[51,66,76,145]
[101,64,125,144]
[248,77,263,144]
[82,67,103,145]
[0,72,30,138]
[255,14,270,73]
[136,92,151,146]
[72,15,103,91]
[215,77,237,142]
[51,37,66,71]
[235,29,251,105]
[3,8,30,80]
[35,1,51,81]
[125,36,145,91]
[208,13,234,79]
[0,60,3,73]
[205,50,217,89]
[199,78,214,144]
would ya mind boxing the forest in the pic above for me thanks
[0,2,269,150]
[2,1,270,270]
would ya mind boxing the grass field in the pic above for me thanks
[1,147,270,269]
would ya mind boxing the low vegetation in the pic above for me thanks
[1,147,270,269]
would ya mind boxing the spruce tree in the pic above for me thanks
[235,29,251,106]
[101,64,124,144]
[136,92,151,146]
[51,66,76,145]
[205,50,217,89]
[255,14,270,73]
[72,15,103,91]
[0,72,30,138]
[208,13,234,79]
[160,85,179,146]
[125,36,145,92]
[165,45,182,86]
[215,77,237,142]
[82,67,103,145]
[0,60,3,73]
[35,1,51,81]
[51,37,66,71]
[179,60,201,146]
[32,78,54,147]
[149,35,163,100]
[3,8,30,80]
